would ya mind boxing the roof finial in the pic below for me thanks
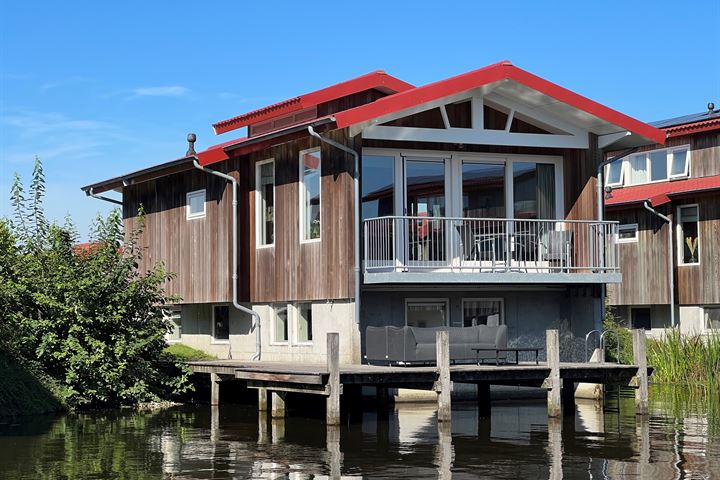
[709,102,716,114]
[186,133,197,156]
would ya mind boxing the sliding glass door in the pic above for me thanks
[404,158,447,263]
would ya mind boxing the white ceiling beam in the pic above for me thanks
[439,105,450,129]
[484,92,587,137]
[598,131,631,149]
[362,125,589,149]
[504,109,515,132]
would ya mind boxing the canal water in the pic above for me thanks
[1,387,718,479]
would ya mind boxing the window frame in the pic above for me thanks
[605,160,625,188]
[295,302,314,345]
[705,306,720,331]
[211,305,230,344]
[271,303,290,345]
[165,307,182,343]
[299,147,322,243]
[186,189,207,220]
[676,204,700,266]
[404,298,450,327]
[668,147,691,179]
[461,298,505,327]
[618,145,691,187]
[617,223,639,244]
[255,158,275,248]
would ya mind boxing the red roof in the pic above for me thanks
[212,70,414,135]
[606,175,720,208]
[665,117,720,138]
[334,61,666,145]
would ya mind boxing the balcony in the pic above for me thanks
[363,216,620,284]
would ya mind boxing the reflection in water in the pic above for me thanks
[0,387,718,479]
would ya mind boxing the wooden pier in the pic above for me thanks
[188,329,652,425]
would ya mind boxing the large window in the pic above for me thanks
[611,146,690,187]
[300,148,321,241]
[256,159,274,246]
[186,189,206,220]
[462,162,505,218]
[462,299,503,327]
[297,303,313,343]
[513,162,556,219]
[273,304,289,343]
[213,306,230,342]
[677,205,700,265]
[361,155,395,220]
[405,300,448,328]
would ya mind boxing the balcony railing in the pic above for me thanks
[363,216,620,280]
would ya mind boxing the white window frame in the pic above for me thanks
[294,302,314,345]
[605,160,625,187]
[211,304,230,344]
[668,146,691,179]
[461,298,505,326]
[271,303,290,345]
[676,204,700,266]
[299,147,322,243]
[165,307,182,343]
[404,298,450,327]
[186,189,206,220]
[617,223,639,244]
[620,145,691,187]
[255,158,275,248]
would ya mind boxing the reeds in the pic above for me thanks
[648,328,720,389]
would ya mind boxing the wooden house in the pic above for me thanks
[82,61,665,362]
[604,106,720,334]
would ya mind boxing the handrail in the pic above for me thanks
[364,215,620,225]
[600,330,621,364]
[585,329,601,362]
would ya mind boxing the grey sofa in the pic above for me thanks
[365,325,508,365]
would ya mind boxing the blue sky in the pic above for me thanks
[1,1,719,238]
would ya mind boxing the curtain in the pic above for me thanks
[537,163,556,219]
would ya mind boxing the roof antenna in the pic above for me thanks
[186,132,197,156]
[708,102,716,114]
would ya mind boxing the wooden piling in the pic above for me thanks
[436,330,452,423]
[632,329,649,416]
[258,388,268,412]
[271,391,286,418]
[210,372,220,406]
[546,329,562,418]
[326,332,341,426]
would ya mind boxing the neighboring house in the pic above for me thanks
[604,105,720,335]
[82,61,664,362]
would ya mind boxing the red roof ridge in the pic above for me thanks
[212,70,414,135]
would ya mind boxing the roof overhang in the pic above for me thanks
[606,174,720,209]
[81,156,194,195]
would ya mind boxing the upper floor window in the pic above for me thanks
[300,148,321,241]
[186,189,206,219]
[607,146,690,188]
[677,204,699,265]
[256,159,275,246]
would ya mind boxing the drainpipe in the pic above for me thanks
[88,187,123,205]
[189,134,262,361]
[643,201,675,328]
[307,126,361,327]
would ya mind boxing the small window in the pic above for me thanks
[669,148,689,178]
[166,308,182,342]
[649,150,667,182]
[605,160,624,187]
[678,205,700,265]
[186,189,206,219]
[462,299,503,327]
[213,305,230,342]
[273,304,289,343]
[300,148,321,241]
[705,307,720,330]
[617,224,638,243]
[406,300,448,328]
[297,303,313,343]
[256,159,275,246]
[631,308,651,330]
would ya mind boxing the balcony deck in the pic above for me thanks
[363,216,621,284]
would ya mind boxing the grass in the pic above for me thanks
[0,351,66,417]
[162,343,217,362]
[648,328,720,389]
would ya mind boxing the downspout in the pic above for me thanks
[307,125,361,327]
[643,201,676,328]
[88,187,123,205]
[189,134,262,361]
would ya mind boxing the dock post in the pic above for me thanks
[632,329,649,416]
[271,392,286,418]
[477,383,491,418]
[546,329,562,418]
[561,379,575,417]
[436,330,452,423]
[210,373,221,406]
[326,332,341,426]
[258,388,268,412]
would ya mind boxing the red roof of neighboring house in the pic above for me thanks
[606,175,720,208]
[212,70,414,135]
[665,117,720,138]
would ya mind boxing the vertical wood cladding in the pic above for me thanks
[248,128,356,303]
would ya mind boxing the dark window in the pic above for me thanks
[513,162,556,219]
[631,308,651,330]
[213,306,230,340]
[678,205,699,264]
[361,156,395,220]
[462,162,505,218]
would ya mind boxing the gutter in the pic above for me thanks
[87,187,123,206]
[643,201,676,328]
[307,126,362,327]
[189,135,262,361]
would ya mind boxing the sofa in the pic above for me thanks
[365,325,508,365]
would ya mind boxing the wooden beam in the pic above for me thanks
[210,372,220,406]
[632,329,649,416]
[436,330,452,423]
[326,332,341,426]
[258,388,268,412]
[271,391,286,418]
[546,329,562,418]
[598,131,631,149]
[236,371,324,385]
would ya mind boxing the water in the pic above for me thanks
[1,387,718,479]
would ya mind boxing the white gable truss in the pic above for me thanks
[356,87,591,149]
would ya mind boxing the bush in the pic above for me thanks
[648,329,720,388]
[163,343,216,362]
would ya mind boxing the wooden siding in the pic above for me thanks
[248,128,355,303]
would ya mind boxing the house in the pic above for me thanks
[82,61,665,363]
[604,105,720,335]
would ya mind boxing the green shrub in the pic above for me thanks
[648,329,720,389]
[163,343,216,362]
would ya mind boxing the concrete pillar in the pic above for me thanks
[210,373,221,406]
[258,388,268,412]
[546,329,562,418]
[436,330,452,423]
[326,332,341,426]
[271,418,285,443]
[632,329,649,416]
[271,392,286,418]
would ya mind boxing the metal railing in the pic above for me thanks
[363,216,620,275]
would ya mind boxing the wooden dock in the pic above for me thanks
[188,330,652,425]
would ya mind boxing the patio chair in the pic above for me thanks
[541,230,573,272]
